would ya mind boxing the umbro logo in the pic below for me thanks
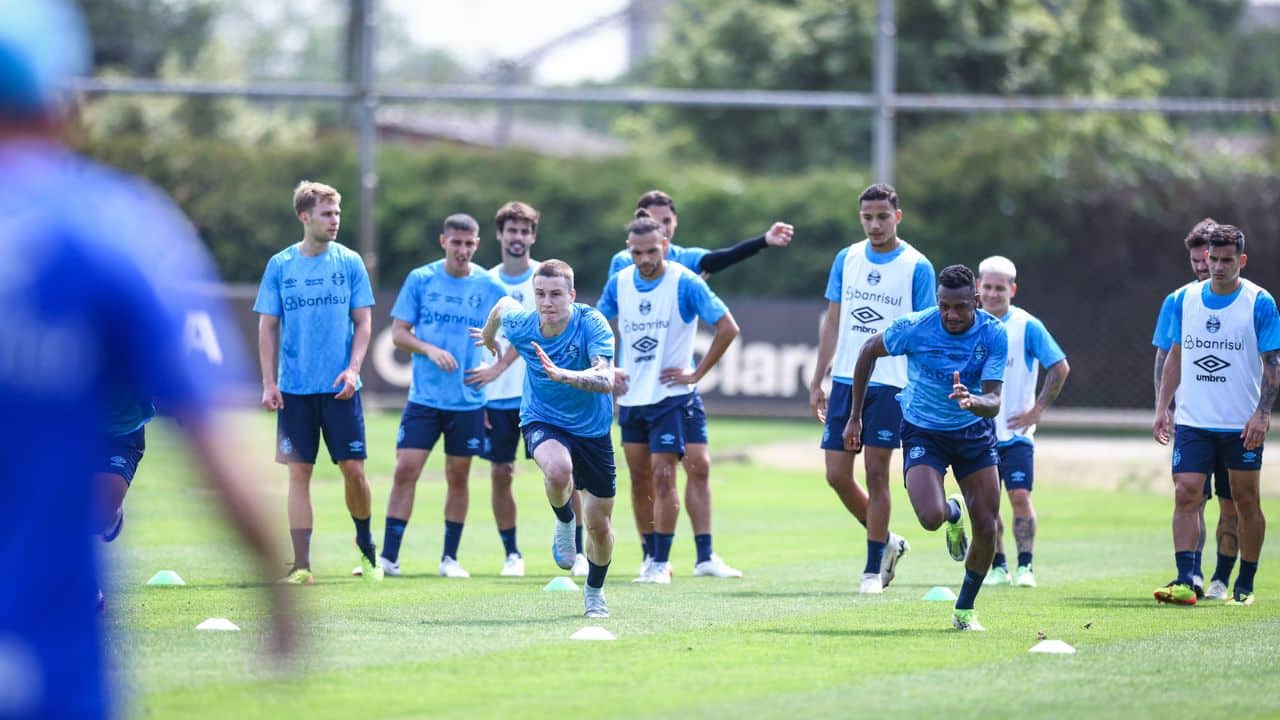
[283,278,298,289]
[1010,471,1027,482]
[851,306,884,324]
[632,336,659,354]
[109,456,127,467]
[467,438,480,449]
[511,290,524,303]
[877,430,894,441]
[660,433,675,444]
[348,440,364,452]
[1194,355,1230,374]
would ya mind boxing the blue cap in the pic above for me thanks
[0,0,89,116]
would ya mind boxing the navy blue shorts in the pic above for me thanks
[821,383,903,451]
[277,392,367,464]
[524,421,616,498]
[619,392,698,456]
[684,390,709,445]
[1204,454,1232,500]
[997,442,1034,492]
[1173,424,1263,477]
[100,427,146,485]
[901,418,999,482]
[482,407,532,463]
[398,402,486,456]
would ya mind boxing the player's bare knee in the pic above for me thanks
[1008,489,1033,515]
[491,462,514,486]
[1174,481,1204,509]
[916,505,945,531]
[682,455,710,480]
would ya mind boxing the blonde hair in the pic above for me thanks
[293,181,341,215]
[978,255,1017,281]
[536,259,575,290]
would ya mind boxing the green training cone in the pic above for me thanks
[543,576,579,592]
[921,585,957,601]
[147,570,186,586]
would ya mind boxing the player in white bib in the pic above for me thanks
[598,211,741,583]
[976,256,1069,589]
[1154,224,1280,606]
[809,184,936,594]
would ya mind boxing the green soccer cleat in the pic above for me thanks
[944,494,968,562]
[1226,590,1255,606]
[1015,565,1037,588]
[360,551,384,583]
[983,566,1012,586]
[1153,581,1196,605]
[278,567,314,585]
[952,608,985,631]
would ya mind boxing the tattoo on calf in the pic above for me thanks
[1013,516,1036,555]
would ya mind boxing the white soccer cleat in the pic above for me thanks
[1205,579,1230,600]
[500,553,525,577]
[880,533,909,587]
[572,553,589,577]
[552,519,576,570]
[859,572,884,594]
[692,554,743,578]
[633,560,672,584]
[438,557,470,578]
[637,554,654,577]
[380,556,401,577]
[584,585,610,618]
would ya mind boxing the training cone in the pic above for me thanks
[543,576,579,592]
[196,618,240,631]
[147,570,185,586]
[921,586,957,601]
[1029,639,1076,654]
[570,626,615,641]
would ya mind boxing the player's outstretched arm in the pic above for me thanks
[844,334,889,452]
[1243,349,1280,450]
[697,222,794,275]
[661,312,739,386]
[1008,358,1070,430]
[533,343,614,394]
[808,302,841,423]
[1153,345,1182,444]
[257,314,283,411]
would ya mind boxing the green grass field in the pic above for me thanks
[105,413,1280,719]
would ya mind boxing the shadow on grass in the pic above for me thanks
[1058,597,1171,609]
[760,627,940,638]
[719,590,855,600]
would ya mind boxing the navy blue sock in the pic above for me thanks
[946,498,962,524]
[382,517,408,563]
[575,524,584,555]
[1017,552,1033,569]
[955,569,984,610]
[586,560,610,589]
[694,534,714,564]
[499,526,519,557]
[864,539,887,575]
[1174,551,1197,585]
[643,532,657,559]
[655,533,675,563]
[551,500,574,524]
[1211,553,1237,584]
[1235,560,1258,594]
[1194,550,1204,579]
[442,521,464,561]
[992,552,1008,570]
[289,528,312,570]
[353,515,373,556]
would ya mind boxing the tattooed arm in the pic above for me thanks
[1154,348,1169,406]
[1242,349,1280,450]
[532,342,614,394]
[1008,359,1070,431]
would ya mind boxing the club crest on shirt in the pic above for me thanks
[331,272,345,287]
[639,300,652,316]
[972,344,988,363]
[1206,315,1221,334]
[867,270,881,286]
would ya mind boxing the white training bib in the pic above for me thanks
[616,264,697,407]
[993,306,1037,443]
[832,240,921,387]
[485,260,539,402]
[1176,279,1262,431]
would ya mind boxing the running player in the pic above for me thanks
[809,183,936,594]
[976,256,1069,588]
[847,265,1007,630]
[476,260,618,617]
[1153,224,1278,606]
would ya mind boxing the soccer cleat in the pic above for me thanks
[633,561,672,584]
[380,556,401,577]
[1192,574,1205,599]
[693,554,743,578]
[984,566,1012,586]
[584,585,610,618]
[944,494,968,562]
[438,557,470,578]
[1205,579,1230,600]
[638,554,654,577]
[1014,565,1037,588]
[1153,581,1197,605]
[360,550,384,582]
[1226,590,1255,606]
[880,533,909,587]
[552,519,576,570]
[102,507,124,543]
[500,553,525,577]
[952,608,985,631]
[278,566,314,585]
[571,553,589,577]
[859,572,884,594]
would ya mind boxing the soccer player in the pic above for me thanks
[809,183,936,594]
[383,214,510,578]
[476,260,618,617]
[609,189,794,579]
[1152,218,1239,599]
[847,265,1007,630]
[255,181,380,584]
[0,3,294,713]
[94,390,155,606]
[598,212,741,584]
[1153,224,1278,606]
[976,256,1069,588]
